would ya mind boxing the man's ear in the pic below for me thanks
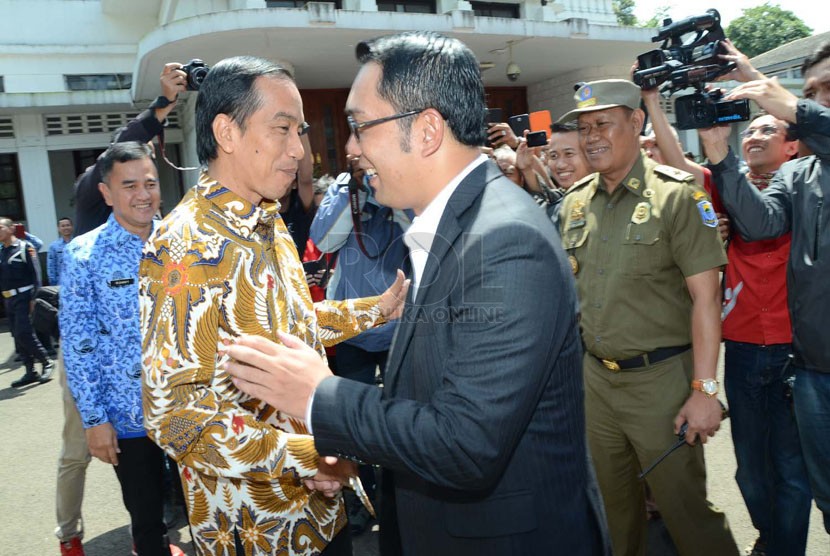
[419,109,444,157]
[784,139,800,159]
[98,182,114,208]
[212,114,237,155]
[631,108,646,135]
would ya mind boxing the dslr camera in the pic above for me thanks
[181,59,210,91]
[632,9,750,130]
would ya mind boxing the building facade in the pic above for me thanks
[0,0,653,248]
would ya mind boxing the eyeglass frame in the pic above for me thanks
[347,109,426,141]
[739,124,780,140]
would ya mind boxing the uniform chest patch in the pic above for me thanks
[697,200,718,228]
[631,202,651,225]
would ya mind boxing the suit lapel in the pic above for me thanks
[384,160,501,394]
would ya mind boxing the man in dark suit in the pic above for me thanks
[223,31,609,555]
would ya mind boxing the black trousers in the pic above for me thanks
[4,290,47,369]
[113,436,170,556]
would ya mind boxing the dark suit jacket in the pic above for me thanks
[313,159,610,555]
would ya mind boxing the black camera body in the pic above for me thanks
[633,9,750,130]
[674,91,750,130]
[181,59,209,91]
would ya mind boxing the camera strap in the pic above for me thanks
[340,170,396,260]
[156,127,199,172]
[348,180,380,260]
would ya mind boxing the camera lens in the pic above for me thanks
[189,67,208,90]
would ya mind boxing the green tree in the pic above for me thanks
[613,0,637,26]
[726,3,812,59]
[640,5,670,28]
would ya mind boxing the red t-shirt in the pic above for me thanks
[703,168,792,345]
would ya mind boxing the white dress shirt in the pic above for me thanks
[403,154,488,300]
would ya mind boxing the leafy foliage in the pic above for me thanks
[613,0,637,26]
[640,5,671,28]
[726,3,812,59]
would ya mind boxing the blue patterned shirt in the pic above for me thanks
[47,238,69,285]
[60,214,155,439]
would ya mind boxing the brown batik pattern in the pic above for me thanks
[140,172,385,555]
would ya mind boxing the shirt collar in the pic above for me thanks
[198,171,279,238]
[594,152,646,198]
[405,154,487,244]
[104,212,157,244]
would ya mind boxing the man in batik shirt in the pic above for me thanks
[140,56,405,556]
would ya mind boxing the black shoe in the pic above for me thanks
[13,354,22,362]
[39,360,55,383]
[12,372,41,388]
[47,348,57,357]
[349,505,373,536]
[745,538,767,556]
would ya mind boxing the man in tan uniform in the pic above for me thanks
[558,79,738,556]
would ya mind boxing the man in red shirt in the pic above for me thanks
[640,47,812,550]
[708,112,811,556]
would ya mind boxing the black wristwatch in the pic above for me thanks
[148,95,175,110]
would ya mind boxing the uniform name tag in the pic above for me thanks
[109,278,135,288]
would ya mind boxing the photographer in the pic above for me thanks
[699,40,830,540]
[644,40,811,556]
[308,154,411,535]
[73,63,186,235]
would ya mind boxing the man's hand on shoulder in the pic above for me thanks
[674,391,722,446]
[85,423,120,465]
[222,332,332,419]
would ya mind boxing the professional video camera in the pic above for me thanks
[632,9,750,130]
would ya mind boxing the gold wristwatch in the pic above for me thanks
[691,378,719,397]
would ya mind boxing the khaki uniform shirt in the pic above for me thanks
[140,172,386,556]
[559,153,727,361]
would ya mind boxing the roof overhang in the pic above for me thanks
[131,7,654,100]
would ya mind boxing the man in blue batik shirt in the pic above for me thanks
[47,217,73,286]
[60,142,182,556]
[309,157,411,534]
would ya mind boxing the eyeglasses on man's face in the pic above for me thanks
[740,124,780,139]
[347,109,425,142]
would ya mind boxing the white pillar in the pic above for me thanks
[13,114,57,249]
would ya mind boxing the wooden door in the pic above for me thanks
[300,89,350,177]
[484,86,528,120]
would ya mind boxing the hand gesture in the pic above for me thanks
[726,77,799,124]
[717,39,765,83]
[159,63,187,103]
[487,122,519,149]
[303,457,358,498]
[515,132,533,171]
[674,392,723,445]
[223,333,332,418]
[378,269,410,321]
[697,124,733,165]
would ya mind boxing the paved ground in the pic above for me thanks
[0,321,826,555]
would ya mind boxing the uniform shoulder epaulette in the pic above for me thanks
[566,173,596,194]
[654,164,694,183]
